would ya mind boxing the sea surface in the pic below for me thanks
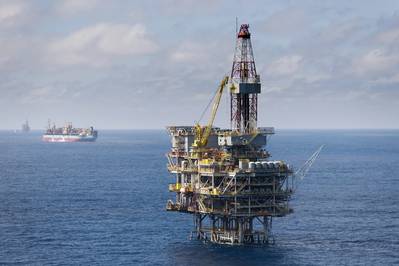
[0,130,398,265]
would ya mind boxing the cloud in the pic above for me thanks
[263,7,310,35]
[0,0,28,27]
[169,42,209,63]
[374,72,399,85]
[158,0,223,15]
[257,9,399,105]
[374,14,399,45]
[317,18,368,45]
[57,0,98,14]
[20,85,67,104]
[376,27,399,44]
[47,23,158,66]
[267,55,303,76]
[0,3,23,21]
[353,48,399,76]
[345,13,399,86]
[1,1,399,129]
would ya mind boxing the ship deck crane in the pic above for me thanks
[193,76,229,148]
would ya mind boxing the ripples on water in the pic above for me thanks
[0,130,398,265]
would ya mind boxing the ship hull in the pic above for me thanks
[42,134,97,142]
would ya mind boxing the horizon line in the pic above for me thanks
[3,128,399,131]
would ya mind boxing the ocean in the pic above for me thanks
[0,130,398,265]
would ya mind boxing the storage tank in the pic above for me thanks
[239,159,249,170]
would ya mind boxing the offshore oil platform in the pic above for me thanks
[166,24,321,245]
[21,120,30,133]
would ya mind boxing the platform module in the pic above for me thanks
[166,24,295,245]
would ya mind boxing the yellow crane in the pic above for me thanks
[193,76,229,148]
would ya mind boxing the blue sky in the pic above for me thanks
[1,0,399,129]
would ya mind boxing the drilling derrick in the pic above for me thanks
[166,24,295,245]
[230,24,260,133]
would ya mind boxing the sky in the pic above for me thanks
[1,0,399,130]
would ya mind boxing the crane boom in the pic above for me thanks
[295,145,324,180]
[193,76,229,148]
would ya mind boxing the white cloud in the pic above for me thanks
[267,55,303,76]
[170,51,197,62]
[20,85,68,104]
[317,18,367,44]
[47,23,158,66]
[353,49,399,76]
[262,7,313,37]
[373,72,399,85]
[264,86,285,94]
[57,0,98,14]
[0,1,27,26]
[375,27,399,44]
[169,42,208,63]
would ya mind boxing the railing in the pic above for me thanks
[198,187,220,196]
[168,183,182,192]
[167,164,198,173]
[169,183,193,193]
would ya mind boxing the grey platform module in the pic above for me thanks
[166,24,296,245]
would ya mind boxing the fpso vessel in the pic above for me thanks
[42,122,98,142]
